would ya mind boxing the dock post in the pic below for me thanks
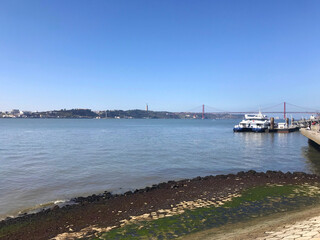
[202,104,205,120]
[270,117,274,130]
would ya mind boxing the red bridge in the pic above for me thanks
[187,102,320,120]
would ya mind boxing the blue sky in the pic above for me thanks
[0,0,319,112]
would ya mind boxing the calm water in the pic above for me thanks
[0,118,320,219]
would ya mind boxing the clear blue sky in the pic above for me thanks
[0,0,319,112]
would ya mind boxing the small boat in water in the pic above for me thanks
[233,112,270,133]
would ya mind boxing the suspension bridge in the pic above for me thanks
[186,102,320,120]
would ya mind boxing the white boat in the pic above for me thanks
[233,112,270,133]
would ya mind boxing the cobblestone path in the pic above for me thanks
[258,215,320,240]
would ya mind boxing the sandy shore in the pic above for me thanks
[1,171,320,240]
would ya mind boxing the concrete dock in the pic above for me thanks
[300,126,320,146]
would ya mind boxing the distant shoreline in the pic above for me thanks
[0,117,241,120]
[0,108,242,119]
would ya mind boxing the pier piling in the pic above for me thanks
[270,117,274,130]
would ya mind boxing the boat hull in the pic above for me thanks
[233,127,251,132]
[252,128,266,133]
[233,127,268,133]
[277,127,299,133]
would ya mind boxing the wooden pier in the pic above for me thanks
[266,117,302,133]
[265,127,299,133]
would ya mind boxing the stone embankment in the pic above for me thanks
[1,171,320,240]
[301,126,320,146]
[258,215,320,240]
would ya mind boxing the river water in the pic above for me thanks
[0,118,319,219]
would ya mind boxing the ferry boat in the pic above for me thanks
[233,112,270,133]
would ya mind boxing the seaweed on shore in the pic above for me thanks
[98,184,320,240]
[1,171,320,240]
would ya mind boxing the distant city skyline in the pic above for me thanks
[1,0,320,112]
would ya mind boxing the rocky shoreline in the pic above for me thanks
[1,170,320,240]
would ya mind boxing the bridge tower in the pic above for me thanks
[284,102,286,119]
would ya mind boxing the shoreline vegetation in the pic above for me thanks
[0,108,241,119]
[1,171,320,240]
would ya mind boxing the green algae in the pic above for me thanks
[0,210,66,239]
[0,221,30,238]
[223,185,298,208]
[1,184,319,240]
[98,184,320,240]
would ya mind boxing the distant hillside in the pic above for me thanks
[29,109,99,118]
[104,109,179,119]
[1,109,243,119]
[102,110,241,119]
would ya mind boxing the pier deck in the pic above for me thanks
[300,128,320,146]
